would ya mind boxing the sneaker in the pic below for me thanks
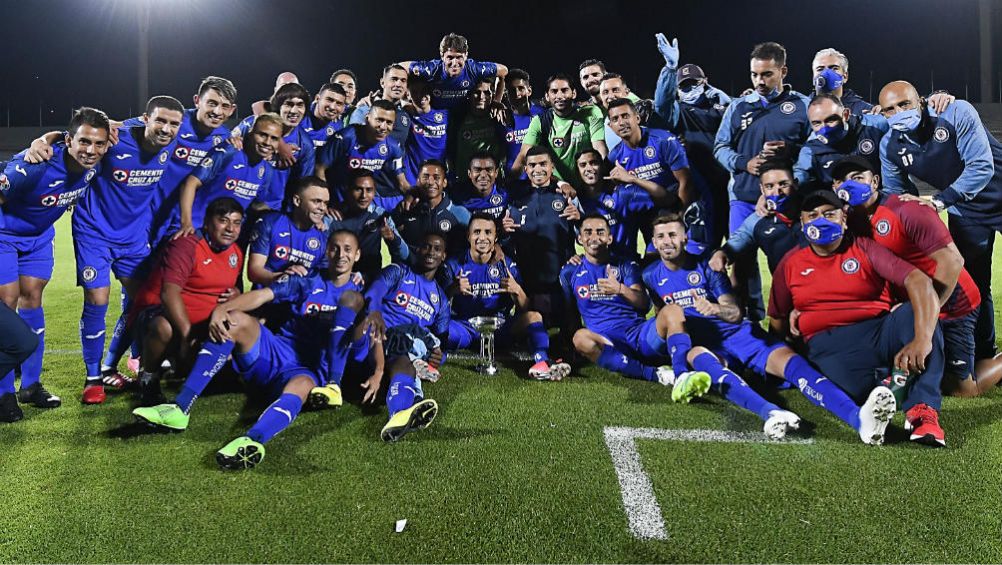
[655,366,676,387]
[547,360,571,381]
[0,393,23,423]
[101,368,136,392]
[904,403,946,447]
[670,371,711,403]
[81,383,107,405]
[17,383,61,408]
[763,409,801,440]
[413,359,440,383]
[132,403,190,431]
[216,436,265,470]
[307,383,343,409]
[381,398,439,442]
[858,386,895,445]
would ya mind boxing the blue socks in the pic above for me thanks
[597,345,657,382]
[325,305,359,386]
[386,373,419,417]
[247,392,302,444]
[784,354,860,429]
[666,333,692,376]
[18,307,44,389]
[80,302,108,381]
[692,352,778,421]
[526,322,550,363]
[174,339,235,414]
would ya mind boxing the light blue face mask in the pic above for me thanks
[679,84,705,104]
[888,108,922,132]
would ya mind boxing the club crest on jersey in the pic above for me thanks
[576,285,590,299]
[857,139,875,155]
[306,237,320,250]
[841,257,860,274]
[780,101,797,114]
[258,165,265,178]
[551,199,565,212]
[394,291,410,306]
[433,112,444,123]
[552,137,565,148]
[378,144,389,156]
[83,168,96,183]
[159,151,168,164]
[644,146,655,158]
[228,253,238,268]
[433,89,443,98]
[211,135,221,145]
[607,266,620,280]
[0,174,9,191]
[326,126,335,136]
[462,130,473,140]
[82,266,97,282]
[875,219,891,235]
[274,246,290,259]
[349,157,362,169]
[400,114,409,126]
[224,178,238,191]
[40,194,57,207]
[687,271,702,286]
[933,127,950,143]
[439,219,452,231]
[489,265,501,278]
[490,194,502,205]
[112,169,130,183]
[305,302,321,315]
[174,146,190,161]
[603,196,615,208]
[430,293,439,304]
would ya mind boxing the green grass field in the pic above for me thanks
[1,216,1001,563]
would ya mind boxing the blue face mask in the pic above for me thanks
[803,216,844,245]
[816,121,847,145]
[764,193,789,213]
[835,180,873,207]
[813,68,844,93]
[888,108,922,132]
[679,84,705,104]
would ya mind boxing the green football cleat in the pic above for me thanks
[381,398,439,443]
[670,371,711,403]
[132,403,189,431]
[215,436,265,470]
[307,383,343,410]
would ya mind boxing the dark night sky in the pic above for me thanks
[2,0,999,126]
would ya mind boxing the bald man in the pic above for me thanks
[879,80,1002,369]
[251,71,301,115]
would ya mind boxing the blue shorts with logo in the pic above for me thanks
[233,325,323,398]
[72,231,151,288]
[0,227,56,284]
[686,317,785,375]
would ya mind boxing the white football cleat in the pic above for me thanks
[858,386,896,445]
[763,409,801,440]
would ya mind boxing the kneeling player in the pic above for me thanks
[645,213,897,444]
[133,229,366,469]
[444,213,570,380]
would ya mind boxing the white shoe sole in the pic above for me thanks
[858,386,896,445]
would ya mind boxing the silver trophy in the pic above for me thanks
[468,315,504,375]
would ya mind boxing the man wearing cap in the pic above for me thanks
[769,188,946,447]
[879,80,1002,377]
[832,155,1002,397]
[810,48,873,115]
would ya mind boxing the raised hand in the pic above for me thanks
[655,33,679,68]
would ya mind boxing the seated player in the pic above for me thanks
[392,159,470,256]
[443,213,571,380]
[133,229,368,469]
[173,113,282,238]
[769,190,947,446]
[312,231,452,441]
[0,107,110,410]
[247,176,329,288]
[832,155,1002,396]
[450,152,508,221]
[327,169,408,284]
[129,197,245,405]
[645,213,896,443]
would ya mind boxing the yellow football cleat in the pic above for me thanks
[380,399,439,442]
[307,383,343,409]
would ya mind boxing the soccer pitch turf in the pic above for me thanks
[1,217,1000,563]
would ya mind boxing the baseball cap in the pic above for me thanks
[676,64,706,84]
[830,155,876,183]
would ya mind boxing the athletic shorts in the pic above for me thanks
[0,227,55,284]
[233,324,322,397]
[73,231,151,288]
[942,308,977,382]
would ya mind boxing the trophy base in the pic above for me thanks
[477,364,498,376]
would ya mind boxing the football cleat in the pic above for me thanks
[763,409,801,440]
[670,371,711,403]
[216,436,265,470]
[904,403,946,447]
[528,360,551,380]
[81,384,107,405]
[655,366,676,387]
[413,359,440,383]
[101,368,136,392]
[132,403,189,431]
[307,383,343,409]
[381,398,438,442]
[857,386,895,445]
[546,360,572,381]
[17,383,61,408]
[0,392,23,423]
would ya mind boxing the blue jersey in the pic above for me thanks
[319,125,405,199]
[443,251,521,320]
[881,100,1002,223]
[236,115,315,210]
[250,211,327,278]
[182,146,274,228]
[714,88,811,202]
[502,105,546,175]
[0,144,98,237]
[408,58,500,109]
[366,263,450,334]
[642,258,735,334]
[795,113,888,190]
[452,182,508,220]
[576,186,653,259]
[404,108,449,185]
[270,273,363,364]
[609,127,690,199]
[73,126,175,245]
[559,258,647,338]
[301,105,341,148]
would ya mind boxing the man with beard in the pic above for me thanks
[450,78,506,180]
[350,64,411,147]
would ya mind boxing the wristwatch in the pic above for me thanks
[930,196,946,211]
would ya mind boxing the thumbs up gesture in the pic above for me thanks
[596,264,622,296]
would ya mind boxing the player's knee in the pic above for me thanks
[150,316,173,343]
[388,355,416,377]
[524,310,543,325]
[572,329,596,355]
[658,304,686,328]
[284,375,316,400]
[338,290,365,312]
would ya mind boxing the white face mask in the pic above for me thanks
[679,84,705,104]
